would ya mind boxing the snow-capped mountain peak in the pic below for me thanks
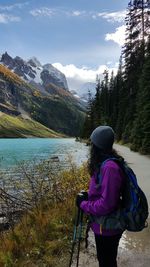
[27,57,42,68]
[0,52,69,91]
[43,64,68,90]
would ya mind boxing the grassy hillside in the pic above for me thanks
[0,112,63,138]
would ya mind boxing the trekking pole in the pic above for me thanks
[69,207,81,267]
[76,209,83,267]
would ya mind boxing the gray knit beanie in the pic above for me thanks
[90,125,115,151]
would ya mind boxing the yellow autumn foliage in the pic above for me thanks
[0,64,25,86]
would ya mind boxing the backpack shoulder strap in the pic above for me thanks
[96,157,119,185]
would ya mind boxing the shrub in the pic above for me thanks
[0,159,89,266]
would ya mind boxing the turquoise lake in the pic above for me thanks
[0,138,89,170]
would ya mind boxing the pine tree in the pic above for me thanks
[81,90,95,138]
[112,56,123,139]
[108,71,116,128]
[100,70,109,124]
[121,0,149,143]
[93,76,102,127]
[131,38,150,153]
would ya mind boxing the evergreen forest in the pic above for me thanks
[82,0,150,154]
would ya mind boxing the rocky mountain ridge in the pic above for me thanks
[0,52,68,93]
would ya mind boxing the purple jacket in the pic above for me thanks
[80,160,125,236]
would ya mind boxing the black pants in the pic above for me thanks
[95,233,122,267]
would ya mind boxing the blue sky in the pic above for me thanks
[0,0,129,89]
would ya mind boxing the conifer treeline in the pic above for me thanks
[81,0,150,154]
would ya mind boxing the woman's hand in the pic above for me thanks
[76,191,88,208]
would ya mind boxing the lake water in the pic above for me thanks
[0,138,89,170]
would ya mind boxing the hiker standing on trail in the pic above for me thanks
[76,126,125,267]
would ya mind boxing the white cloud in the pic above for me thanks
[105,25,126,46]
[53,63,106,81]
[30,8,86,18]
[96,10,126,23]
[0,2,29,11]
[30,7,55,17]
[0,13,21,23]
[71,10,86,17]
[107,61,113,65]
[29,7,126,23]
[72,10,82,16]
[52,63,118,90]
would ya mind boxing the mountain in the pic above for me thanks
[71,82,96,102]
[0,52,68,92]
[0,55,85,137]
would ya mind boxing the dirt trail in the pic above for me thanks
[73,144,150,267]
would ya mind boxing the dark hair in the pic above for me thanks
[88,143,124,176]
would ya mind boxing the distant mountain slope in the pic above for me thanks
[0,112,62,138]
[0,63,85,137]
[71,82,96,102]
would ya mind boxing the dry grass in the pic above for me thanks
[0,161,89,266]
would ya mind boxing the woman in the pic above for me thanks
[76,125,125,267]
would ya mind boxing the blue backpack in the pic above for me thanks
[90,158,149,232]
